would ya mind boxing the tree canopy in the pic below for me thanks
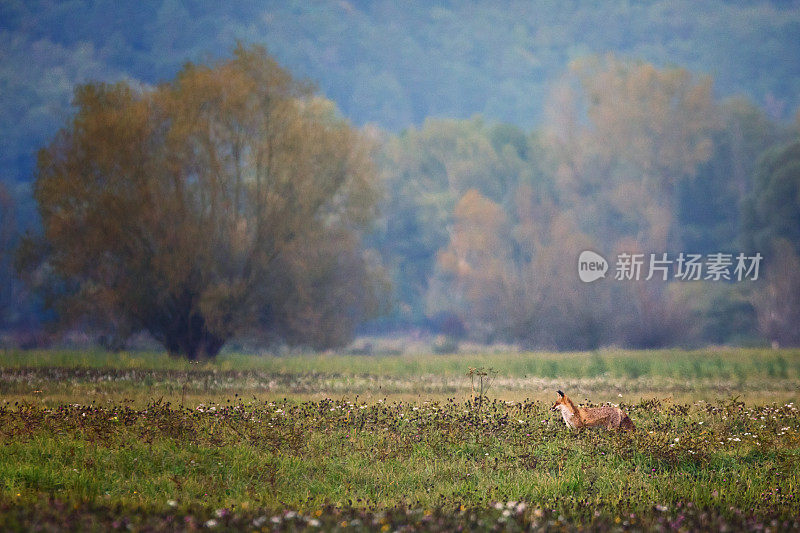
[28,45,382,358]
[742,140,800,256]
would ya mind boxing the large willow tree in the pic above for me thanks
[31,45,381,358]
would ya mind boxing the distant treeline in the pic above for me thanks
[3,49,800,352]
[1,2,800,352]
[370,56,800,349]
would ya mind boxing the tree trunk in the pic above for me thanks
[161,309,227,360]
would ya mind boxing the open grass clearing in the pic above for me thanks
[1,348,799,531]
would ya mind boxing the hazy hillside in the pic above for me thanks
[2,0,800,187]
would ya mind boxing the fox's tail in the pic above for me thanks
[620,414,636,431]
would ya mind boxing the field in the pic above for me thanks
[1,348,799,531]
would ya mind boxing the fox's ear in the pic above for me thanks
[557,390,564,398]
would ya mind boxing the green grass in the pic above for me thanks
[1,397,799,530]
[3,347,800,380]
[1,348,799,530]
[2,347,800,406]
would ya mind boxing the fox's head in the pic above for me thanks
[551,390,566,411]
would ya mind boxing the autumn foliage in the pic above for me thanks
[28,45,382,358]
[381,56,786,348]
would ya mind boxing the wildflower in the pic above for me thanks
[167,500,178,507]
[204,519,217,528]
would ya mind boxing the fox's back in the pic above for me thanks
[581,406,635,430]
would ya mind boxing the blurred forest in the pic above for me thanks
[1,1,800,351]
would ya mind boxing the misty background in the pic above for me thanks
[1,1,800,353]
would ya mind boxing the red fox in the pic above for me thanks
[551,390,635,431]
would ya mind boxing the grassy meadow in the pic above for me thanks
[1,348,799,531]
